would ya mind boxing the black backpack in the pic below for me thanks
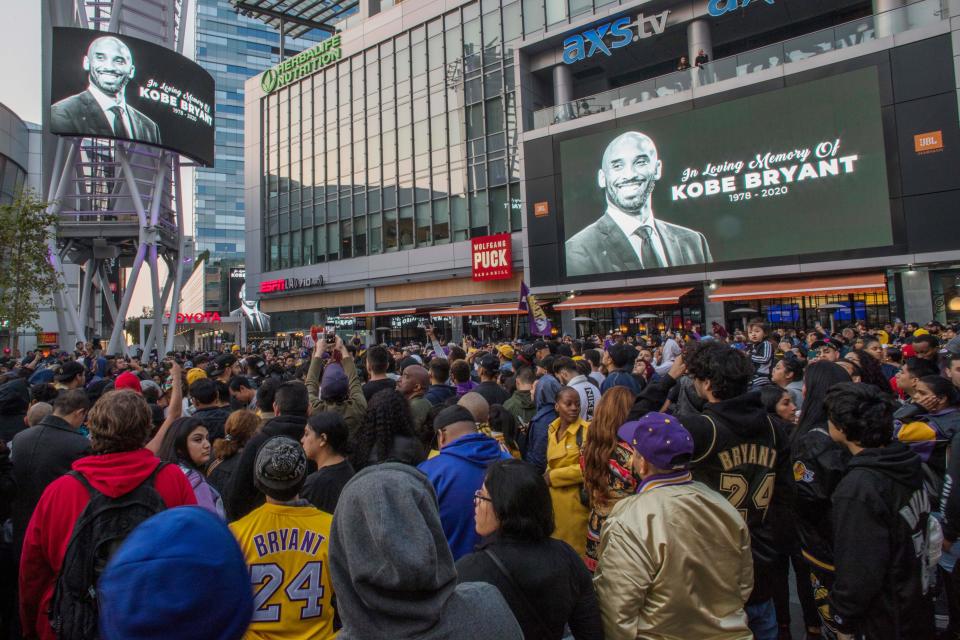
[50,463,169,640]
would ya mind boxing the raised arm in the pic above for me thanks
[305,338,327,408]
[147,361,182,454]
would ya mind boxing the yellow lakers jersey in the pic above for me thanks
[229,502,336,639]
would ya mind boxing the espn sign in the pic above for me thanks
[259,276,324,294]
[471,233,513,282]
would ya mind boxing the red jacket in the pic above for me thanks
[19,449,197,640]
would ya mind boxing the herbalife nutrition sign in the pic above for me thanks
[261,35,342,94]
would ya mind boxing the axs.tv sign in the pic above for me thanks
[562,11,669,65]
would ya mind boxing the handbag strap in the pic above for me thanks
[483,547,554,639]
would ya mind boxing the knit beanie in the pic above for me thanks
[321,353,349,401]
[254,436,307,498]
[114,371,142,394]
[98,507,252,640]
[186,368,207,387]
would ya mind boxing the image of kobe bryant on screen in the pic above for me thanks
[51,35,161,145]
[565,131,712,277]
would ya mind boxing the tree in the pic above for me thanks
[0,189,60,350]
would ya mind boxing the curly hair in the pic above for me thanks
[580,387,634,508]
[349,388,416,470]
[684,341,753,401]
[88,389,152,454]
[212,409,260,460]
[824,382,897,448]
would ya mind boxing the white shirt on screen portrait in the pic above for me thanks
[88,83,134,138]
[606,205,667,268]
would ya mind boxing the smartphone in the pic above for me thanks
[325,325,336,342]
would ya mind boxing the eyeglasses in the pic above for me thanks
[473,490,492,504]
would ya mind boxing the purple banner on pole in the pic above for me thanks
[519,281,553,336]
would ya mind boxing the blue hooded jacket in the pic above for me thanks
[525,376,561,474]
[418,432,512,560]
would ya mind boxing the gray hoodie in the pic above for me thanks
[329,462,522,640]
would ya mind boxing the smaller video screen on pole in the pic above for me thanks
[50,27,215,166]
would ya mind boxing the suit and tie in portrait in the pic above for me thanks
[565,131,712,277]
[50,35,161,145]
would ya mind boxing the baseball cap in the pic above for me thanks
[432,405,476,432]
[185,368,207,387]
[55,361,85,382]
[532,340,549,351]
[811,340,840,352]
[208,354,236,378]
[478,355,500,374]
[254,436,307,498]
[496,344,515,360]
[617,412,694,470]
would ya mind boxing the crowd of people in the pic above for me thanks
[0,316,959,639]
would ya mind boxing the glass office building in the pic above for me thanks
[194,0,328,310]
[0,104,29,207]
[261,1,523,271]
[245,0,960,342]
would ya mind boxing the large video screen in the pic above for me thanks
[50,27,215,166]
[561,67,892,277]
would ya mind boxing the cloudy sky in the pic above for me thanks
[0,1,41,123]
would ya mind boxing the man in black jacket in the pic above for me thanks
[0,378,31,444]
[10,390,91,557]
[189,377,230,442]
[474,356,510,408]
[224,381,311,521]
[628,341,791,639]
[826,383,935,639]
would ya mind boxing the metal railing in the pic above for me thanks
[532,0,945,129]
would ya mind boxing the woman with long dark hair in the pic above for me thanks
[791,361,852,636]
[456,459,603,639]
[348,389,425,470]
[760,384,817,638]
[157,416,224,517]
[759,385,798,426]
[845,349,892,394]
[579,387,636,572]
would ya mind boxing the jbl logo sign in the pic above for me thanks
[914,131,943,154]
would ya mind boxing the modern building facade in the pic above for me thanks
[0,103,53,351]
[194,0,329,317]
[244,0,960,344]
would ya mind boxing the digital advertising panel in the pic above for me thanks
[50,27,215,166]
[560,67,893,278]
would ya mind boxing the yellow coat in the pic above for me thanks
[547,417,590,555]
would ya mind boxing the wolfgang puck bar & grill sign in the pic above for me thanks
[471,233,513,282]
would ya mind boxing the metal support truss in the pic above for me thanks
[47,0,190,355]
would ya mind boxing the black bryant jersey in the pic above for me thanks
[686,412,783,533]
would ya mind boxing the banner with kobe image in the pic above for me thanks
[49,27,216,166]
[560,67,892,278]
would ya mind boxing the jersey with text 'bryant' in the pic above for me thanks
[229,502,335,640]
[685,409,783,533]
